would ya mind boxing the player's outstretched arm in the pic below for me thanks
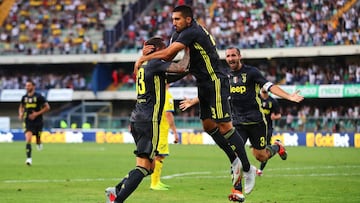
[269,85,304,103]
[179,97,199,111]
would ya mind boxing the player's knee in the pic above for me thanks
[254,150,268,162]
[136,165,152,176]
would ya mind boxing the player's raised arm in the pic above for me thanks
[166,47,190,73]
[267,84,304,103]
[134,42,186,74]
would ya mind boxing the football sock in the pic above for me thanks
[234,182,243,192]
[224,128,250,172]
[150,159,162,187]
[260,161,268,171]
[208,127,237,163]
[115,166,148,202]
[26,143,32,158]
[36,135,41,145]
[266,144,279,158]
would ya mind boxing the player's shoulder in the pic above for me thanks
[243,64,258,72]
[34,92,44,97]
[270,96,279,103]
[147,59,169,71]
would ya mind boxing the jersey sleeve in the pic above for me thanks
[163,90,175,113]
[38,93,47,106]
[174,26,196,47]
[149,59,172,73]
[251,66,268,87]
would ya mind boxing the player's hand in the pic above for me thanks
[290,90,304,103]
[133,56,145,75]
[179,97,191,111]
[184,46,190,54]
[179,97,199,111]
[142,45,155,56]
[173,133,179,144]
[28,112,38,120]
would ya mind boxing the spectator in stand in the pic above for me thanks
[112,69,119,86]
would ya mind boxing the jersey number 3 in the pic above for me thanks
[136,68,146,95]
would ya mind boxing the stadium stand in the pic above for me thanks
[1,0,359,54]
[0,0,138,55]
[110,0,360,52]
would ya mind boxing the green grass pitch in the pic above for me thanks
[0,142,359,203]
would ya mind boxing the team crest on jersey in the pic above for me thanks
[241,73,247,83]
[233,76,238,83]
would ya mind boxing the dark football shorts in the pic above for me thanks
[234,121,268,150]
[24,122,43,136]
[198,77,232,123]
[130,121,159,161]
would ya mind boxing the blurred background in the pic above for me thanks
[0,0,359,135]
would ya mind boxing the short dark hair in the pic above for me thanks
[145,37,166,54]
[173,5,193,18]
[26,80,35,86]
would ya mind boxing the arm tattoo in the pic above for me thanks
[166,51,190,73]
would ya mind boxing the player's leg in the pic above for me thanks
[202,118,246,199]
[227,124,256,195]
[202,119,237,164]
[24,122,33,165]
[249,122,273,162]
[25,131,33,165]
[35,124,43,150]
[257,128,273,176]
[115,160,152,203]
[199,79,245,168]
[151,125,170,190]
[114,122,158,202]
[150,155,168,190]
[201,78,255,195]
[251,122,287,162]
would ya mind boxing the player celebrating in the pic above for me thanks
[18,80,50,165]
[135,5,256,201]
[180,47,304,199]
[257,88,282,176]
[109,37,189,203]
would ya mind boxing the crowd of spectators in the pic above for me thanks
[278,103,359,132]
[0,0,116,55]
[1,0,359,54]
[0,70,91,91]
[114,0,360,52]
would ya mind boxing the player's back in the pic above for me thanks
[130,59,168,123]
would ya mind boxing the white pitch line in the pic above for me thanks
[264,165,360,171]
[3,178,120,183]
[3,166,360,184]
